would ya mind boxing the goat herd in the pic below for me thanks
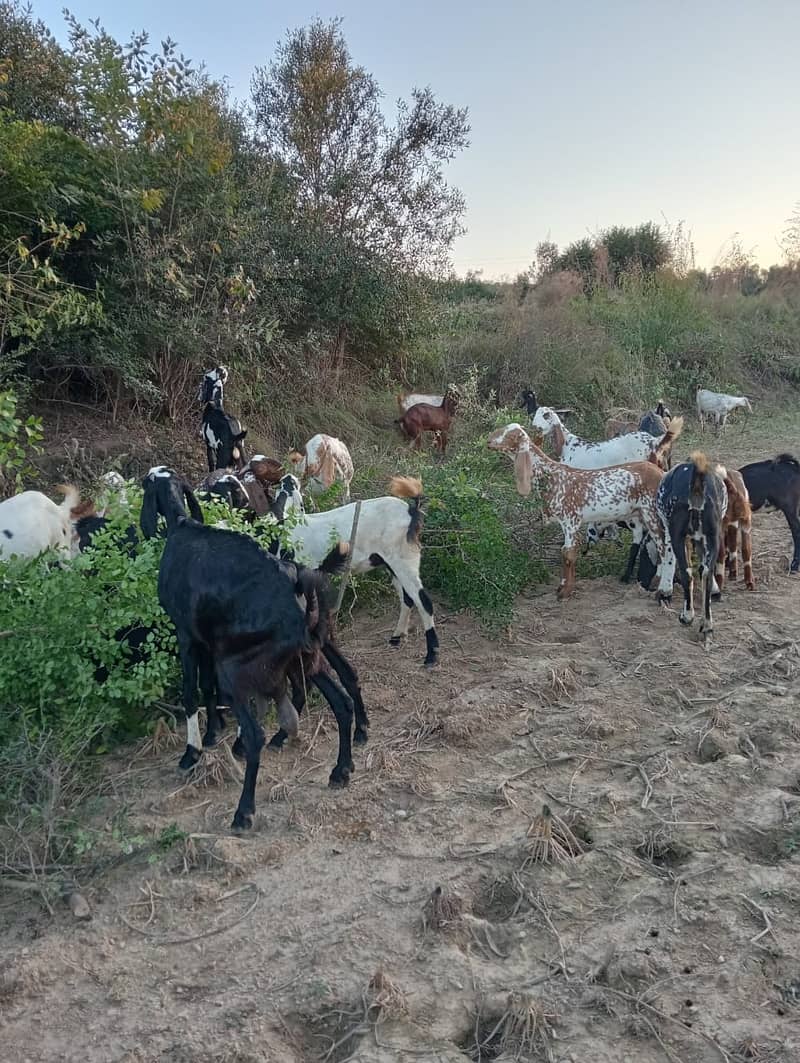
[0,371,798,831]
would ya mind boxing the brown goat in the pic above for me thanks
[604,417,638,439]
[398,387,459,454]
[714,465,755,592]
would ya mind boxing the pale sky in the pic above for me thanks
[36,0,800,277]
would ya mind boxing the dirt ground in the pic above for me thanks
[3,416,800,1062]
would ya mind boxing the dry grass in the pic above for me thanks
[525,804,584,865]
[422,885,467,932]
[478,991,559,1062]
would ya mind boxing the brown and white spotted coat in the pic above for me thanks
[714,465,755,592]
[289,434,354,502]
[488,423,666,600]
[531,406,683,472]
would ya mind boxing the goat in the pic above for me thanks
[655,453,727,645]
[696,388,752,434]
[714,467,755,593]
[740,453,800,573]
[531,406,683,471]
[139,466,368,830]
[197,364,247,472]
[202,404,248,472]
[397,386,459,455]
[396,390,447,413]
[197,470,252,513]
[488,424,665,599]
[605,417,638,439]
[269,473,439,666]
[71,499,139,556]
[639,401,671,437]
[0,486,80,562]
[520,389,538,417]
[197,365,229,406]
[288,435,354,503]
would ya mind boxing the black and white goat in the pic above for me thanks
[198,366,247,472]
[0,486,80,561]
[269,473,439,666]
[655,453,727,645]
[139,466,368,830]
[740,453,800,573]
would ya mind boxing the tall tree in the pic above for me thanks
[251,18,469,369]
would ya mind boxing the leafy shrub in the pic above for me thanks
[416,436,548,625]
[0,389,43,497]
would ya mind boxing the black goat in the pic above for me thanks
[740,453,800,574]
[655,452,727,644]
[520,389,538,417]
[140,466,368,830]
[639,401,671,438]
[197,470,252,512]
[197,365,229,405]
[197,365,247,472]
[202,405,248,473]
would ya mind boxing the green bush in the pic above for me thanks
[415,436,548,626]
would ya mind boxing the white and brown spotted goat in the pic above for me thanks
[488,424,666,599]
[289,434,354,503]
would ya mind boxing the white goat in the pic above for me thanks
[530,406,683,470]
[288,434,354,502]
[271,474,438,666]
[0,486,80,562]
[696,389,752,434]
[396,392,444,413]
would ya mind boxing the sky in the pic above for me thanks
[34,0,800,278]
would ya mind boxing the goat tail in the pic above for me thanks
[389,475,423,499]
[657,414,683,449]
[56,484,81,515]
[690,450,710,475]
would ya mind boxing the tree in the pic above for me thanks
[600,223,671,281]
[251,18,469,370]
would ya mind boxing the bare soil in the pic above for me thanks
[3,418,800,1062]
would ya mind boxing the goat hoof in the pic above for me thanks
[202,731,220,749]
[178,745,201,770]
[711,591,722,602]
[328,766,351,789]
[679,614,694,626]
[232,811,254,831]
[657,593,672,605]
[354,727,369,746]
[231,737,246,760]
[267,731,287,752]
[389,635,404,647]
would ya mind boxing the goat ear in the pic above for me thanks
[183,483,205,524]
[235,429,247,441]
[139,486,159,540]
[513,450,532,496]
